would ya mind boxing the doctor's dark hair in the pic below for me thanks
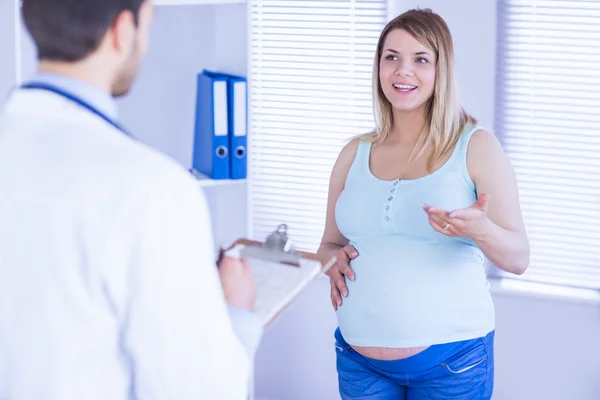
[21,0,146,62]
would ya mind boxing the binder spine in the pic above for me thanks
[192,72,231,180]
[229,79,248,180]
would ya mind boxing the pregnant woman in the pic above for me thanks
[318,8,529,400]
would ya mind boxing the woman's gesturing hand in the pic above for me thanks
[423,193,491,241]
[327,245,358,310]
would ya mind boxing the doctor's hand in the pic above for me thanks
[327,245,358,311]
[218,256,256,312]
[423,193,491,241]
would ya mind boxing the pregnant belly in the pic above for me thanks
[334,237,490,350]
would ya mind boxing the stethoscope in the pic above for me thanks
[19,82,131,137]
[18,82,205,176]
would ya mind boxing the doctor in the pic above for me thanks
[0,0,262,399]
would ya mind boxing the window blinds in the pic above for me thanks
[496,0,600,290]
[248,0,387,252]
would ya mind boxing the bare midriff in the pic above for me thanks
[350,344,430,360]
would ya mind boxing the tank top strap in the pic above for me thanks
[455,122,483,190]
[346,137,372,181]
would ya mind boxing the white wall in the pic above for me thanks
[493,290,600,400]
[254,2,600,400]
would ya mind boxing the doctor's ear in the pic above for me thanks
[108,10,138,56]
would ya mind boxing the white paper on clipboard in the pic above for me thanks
[223,225,336,327]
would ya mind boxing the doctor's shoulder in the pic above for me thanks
[109,137,206,204]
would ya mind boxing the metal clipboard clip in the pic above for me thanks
[239,224,301,267]
[222,224,336,273]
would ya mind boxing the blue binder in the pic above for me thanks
[226,75,248,180]
[192,70,230,180]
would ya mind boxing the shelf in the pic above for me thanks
[191,170,246,188]
[153,0,245,5]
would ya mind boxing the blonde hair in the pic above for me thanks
[366,8,476,172]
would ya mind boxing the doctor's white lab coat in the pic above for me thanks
[0,88,257,400]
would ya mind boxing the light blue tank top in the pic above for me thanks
[334,123,495,348]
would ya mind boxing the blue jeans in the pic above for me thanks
[334,328,494,400]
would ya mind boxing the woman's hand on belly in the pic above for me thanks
[326,245,359,310]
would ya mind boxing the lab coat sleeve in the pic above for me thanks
[227,305,264,357]
[120,173,263,400]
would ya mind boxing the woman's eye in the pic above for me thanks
[386,55,397,61]
[416,57,429,63]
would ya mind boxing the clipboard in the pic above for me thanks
[223,224,336,328]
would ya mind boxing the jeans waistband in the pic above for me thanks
[334,327,494,374]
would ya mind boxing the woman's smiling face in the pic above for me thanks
[379,28,437,114]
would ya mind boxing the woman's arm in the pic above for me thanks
[466,129,529,274]
[425,129,529,275]
[318,137,360,309]
[318,137,360,256]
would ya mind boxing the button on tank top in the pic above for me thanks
[334,123,495,347]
